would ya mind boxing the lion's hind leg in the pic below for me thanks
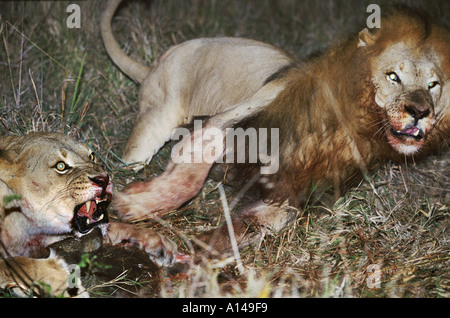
[122,104,185,169]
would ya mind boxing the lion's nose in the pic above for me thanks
[89,175,110,190]
[404,104,431,120]
[404,90,433,121]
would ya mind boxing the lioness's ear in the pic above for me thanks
[0,135,22,160]
[0,152,9,179]
[357,28,377,48]
[0,148,13,162]
[0,148,15,181]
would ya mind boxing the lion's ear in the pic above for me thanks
[357,28,377,48]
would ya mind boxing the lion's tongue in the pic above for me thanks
[77,200,97,220]
[402,126,419,136]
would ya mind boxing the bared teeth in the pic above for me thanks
[86,213,103,225]
[85,201,91,213]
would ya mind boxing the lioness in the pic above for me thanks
[0,133,179,296]
[103,1,449,253]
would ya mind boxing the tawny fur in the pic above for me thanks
[0,133,181,296]
[106,3,449,254]
[101,0,295,167]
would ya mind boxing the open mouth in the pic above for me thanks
[390,126,424,141]
[72,194,111,234]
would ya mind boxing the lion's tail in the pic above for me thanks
[101,0,151,83]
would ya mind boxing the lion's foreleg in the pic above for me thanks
[114,122,221,220]
[195,200,298,256]
[114,82,286,221]
[106,221,187,267]
[113,163,214,221]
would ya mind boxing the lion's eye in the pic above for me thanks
[54,161,70,173]
[89,152,95,162]
[428,81,439,90]
[387,72,401,83]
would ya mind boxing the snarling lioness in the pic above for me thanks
[0,133,179,296]
[104,0,449,254]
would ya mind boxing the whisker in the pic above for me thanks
[372,119,390,141]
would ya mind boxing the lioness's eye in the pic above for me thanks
[387,72,401,83]
[89,152,95,161]
[428,81,439,89]
[54,161,70,173]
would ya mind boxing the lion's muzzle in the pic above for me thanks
[72,175,113,234]
[386,89,435,154]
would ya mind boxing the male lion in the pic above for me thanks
[0,133,179,296]
[103,1,449,254]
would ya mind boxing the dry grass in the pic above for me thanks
[0,0,448,298]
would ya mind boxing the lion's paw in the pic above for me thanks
[106,221,185,267]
